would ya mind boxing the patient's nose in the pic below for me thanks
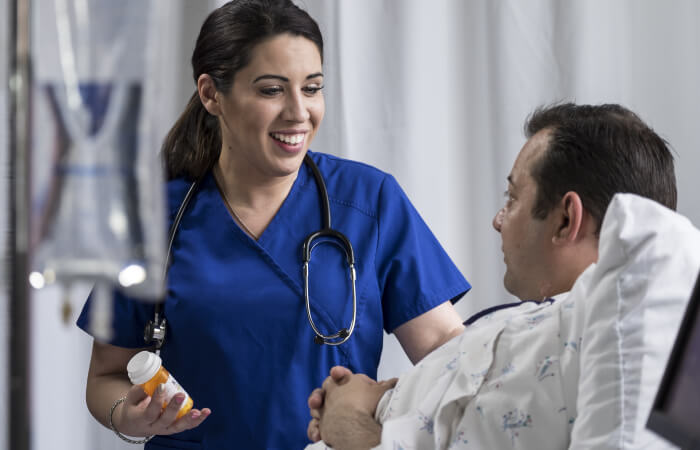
[493,209,504,232]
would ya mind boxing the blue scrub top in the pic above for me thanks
[78,151,470,449]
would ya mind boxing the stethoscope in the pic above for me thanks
[144,154,357,351]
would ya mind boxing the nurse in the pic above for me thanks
[78,0,471,448]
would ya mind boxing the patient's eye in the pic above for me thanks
[503,190,515,208]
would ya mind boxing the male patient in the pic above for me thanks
[306,103,678,449]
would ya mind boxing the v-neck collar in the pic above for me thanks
[201,159,314,247]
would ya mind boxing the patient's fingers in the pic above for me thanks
[308,387,325,410]
[321,375,336,392]
[329,365,353,383]
[355,373,377,384]
[307,417,321,442]
[310,406,321,420]
[380,377,398,389]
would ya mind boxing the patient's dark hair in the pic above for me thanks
[525,103,677,233]
[162,0,323,180]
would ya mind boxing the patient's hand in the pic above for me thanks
[307,366,397,448]
[308,366,350,442]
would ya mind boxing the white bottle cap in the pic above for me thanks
[127,351,162,385]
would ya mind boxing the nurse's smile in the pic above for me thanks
[270,130,308,154]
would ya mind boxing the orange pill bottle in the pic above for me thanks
[127,351,193,419]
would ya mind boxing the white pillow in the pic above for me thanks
[569,193,700,449]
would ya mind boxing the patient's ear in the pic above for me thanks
[197,74,221,116]
[552,191,585,245]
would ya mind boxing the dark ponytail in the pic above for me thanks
[162,92,221,181]
[161,0,324,181]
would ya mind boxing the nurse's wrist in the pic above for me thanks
[108,396,154,444]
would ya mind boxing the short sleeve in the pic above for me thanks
[76,286,155,348]
[375,175,470,332]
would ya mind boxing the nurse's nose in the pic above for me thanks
[283,91,311,123]
[493,208,504,232]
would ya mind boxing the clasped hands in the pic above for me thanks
[307,366,397,449]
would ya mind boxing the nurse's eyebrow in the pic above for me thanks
[253,73,324,83]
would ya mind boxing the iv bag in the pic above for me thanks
[31,0,166,301]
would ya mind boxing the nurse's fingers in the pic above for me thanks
[307,417,321,442]
[308,387,325,410]
[164,407,212,434]
[125,383,149,407]
[150,392,187,428]
[143,384,169,423]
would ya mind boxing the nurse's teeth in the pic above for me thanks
[271,133,304,144]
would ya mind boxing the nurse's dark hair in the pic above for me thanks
[162,0,323,180]
[525,102,677,233]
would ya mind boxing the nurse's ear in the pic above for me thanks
[197,74,222,116]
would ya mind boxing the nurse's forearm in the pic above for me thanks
[85,341,143,429]
[86,373,133,428]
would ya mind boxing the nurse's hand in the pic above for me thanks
[113,383,211,438]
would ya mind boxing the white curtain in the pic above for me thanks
[1,1,698,448]
[301,0,700,381]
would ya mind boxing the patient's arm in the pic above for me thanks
[308,366,396,449]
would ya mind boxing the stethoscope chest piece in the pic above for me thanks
[144,315,167,352]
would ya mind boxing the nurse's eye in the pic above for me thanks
[260,86,283,96]
[303,84,324,95]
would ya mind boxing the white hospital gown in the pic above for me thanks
[306,294,582,450]
[374,295,580,449]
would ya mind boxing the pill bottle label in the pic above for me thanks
[162,373,191,412]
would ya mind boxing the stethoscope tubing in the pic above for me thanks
[146,154,357,349]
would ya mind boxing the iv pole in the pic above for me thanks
[8,0,32,447]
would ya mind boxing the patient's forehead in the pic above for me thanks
[511,129,551,189]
